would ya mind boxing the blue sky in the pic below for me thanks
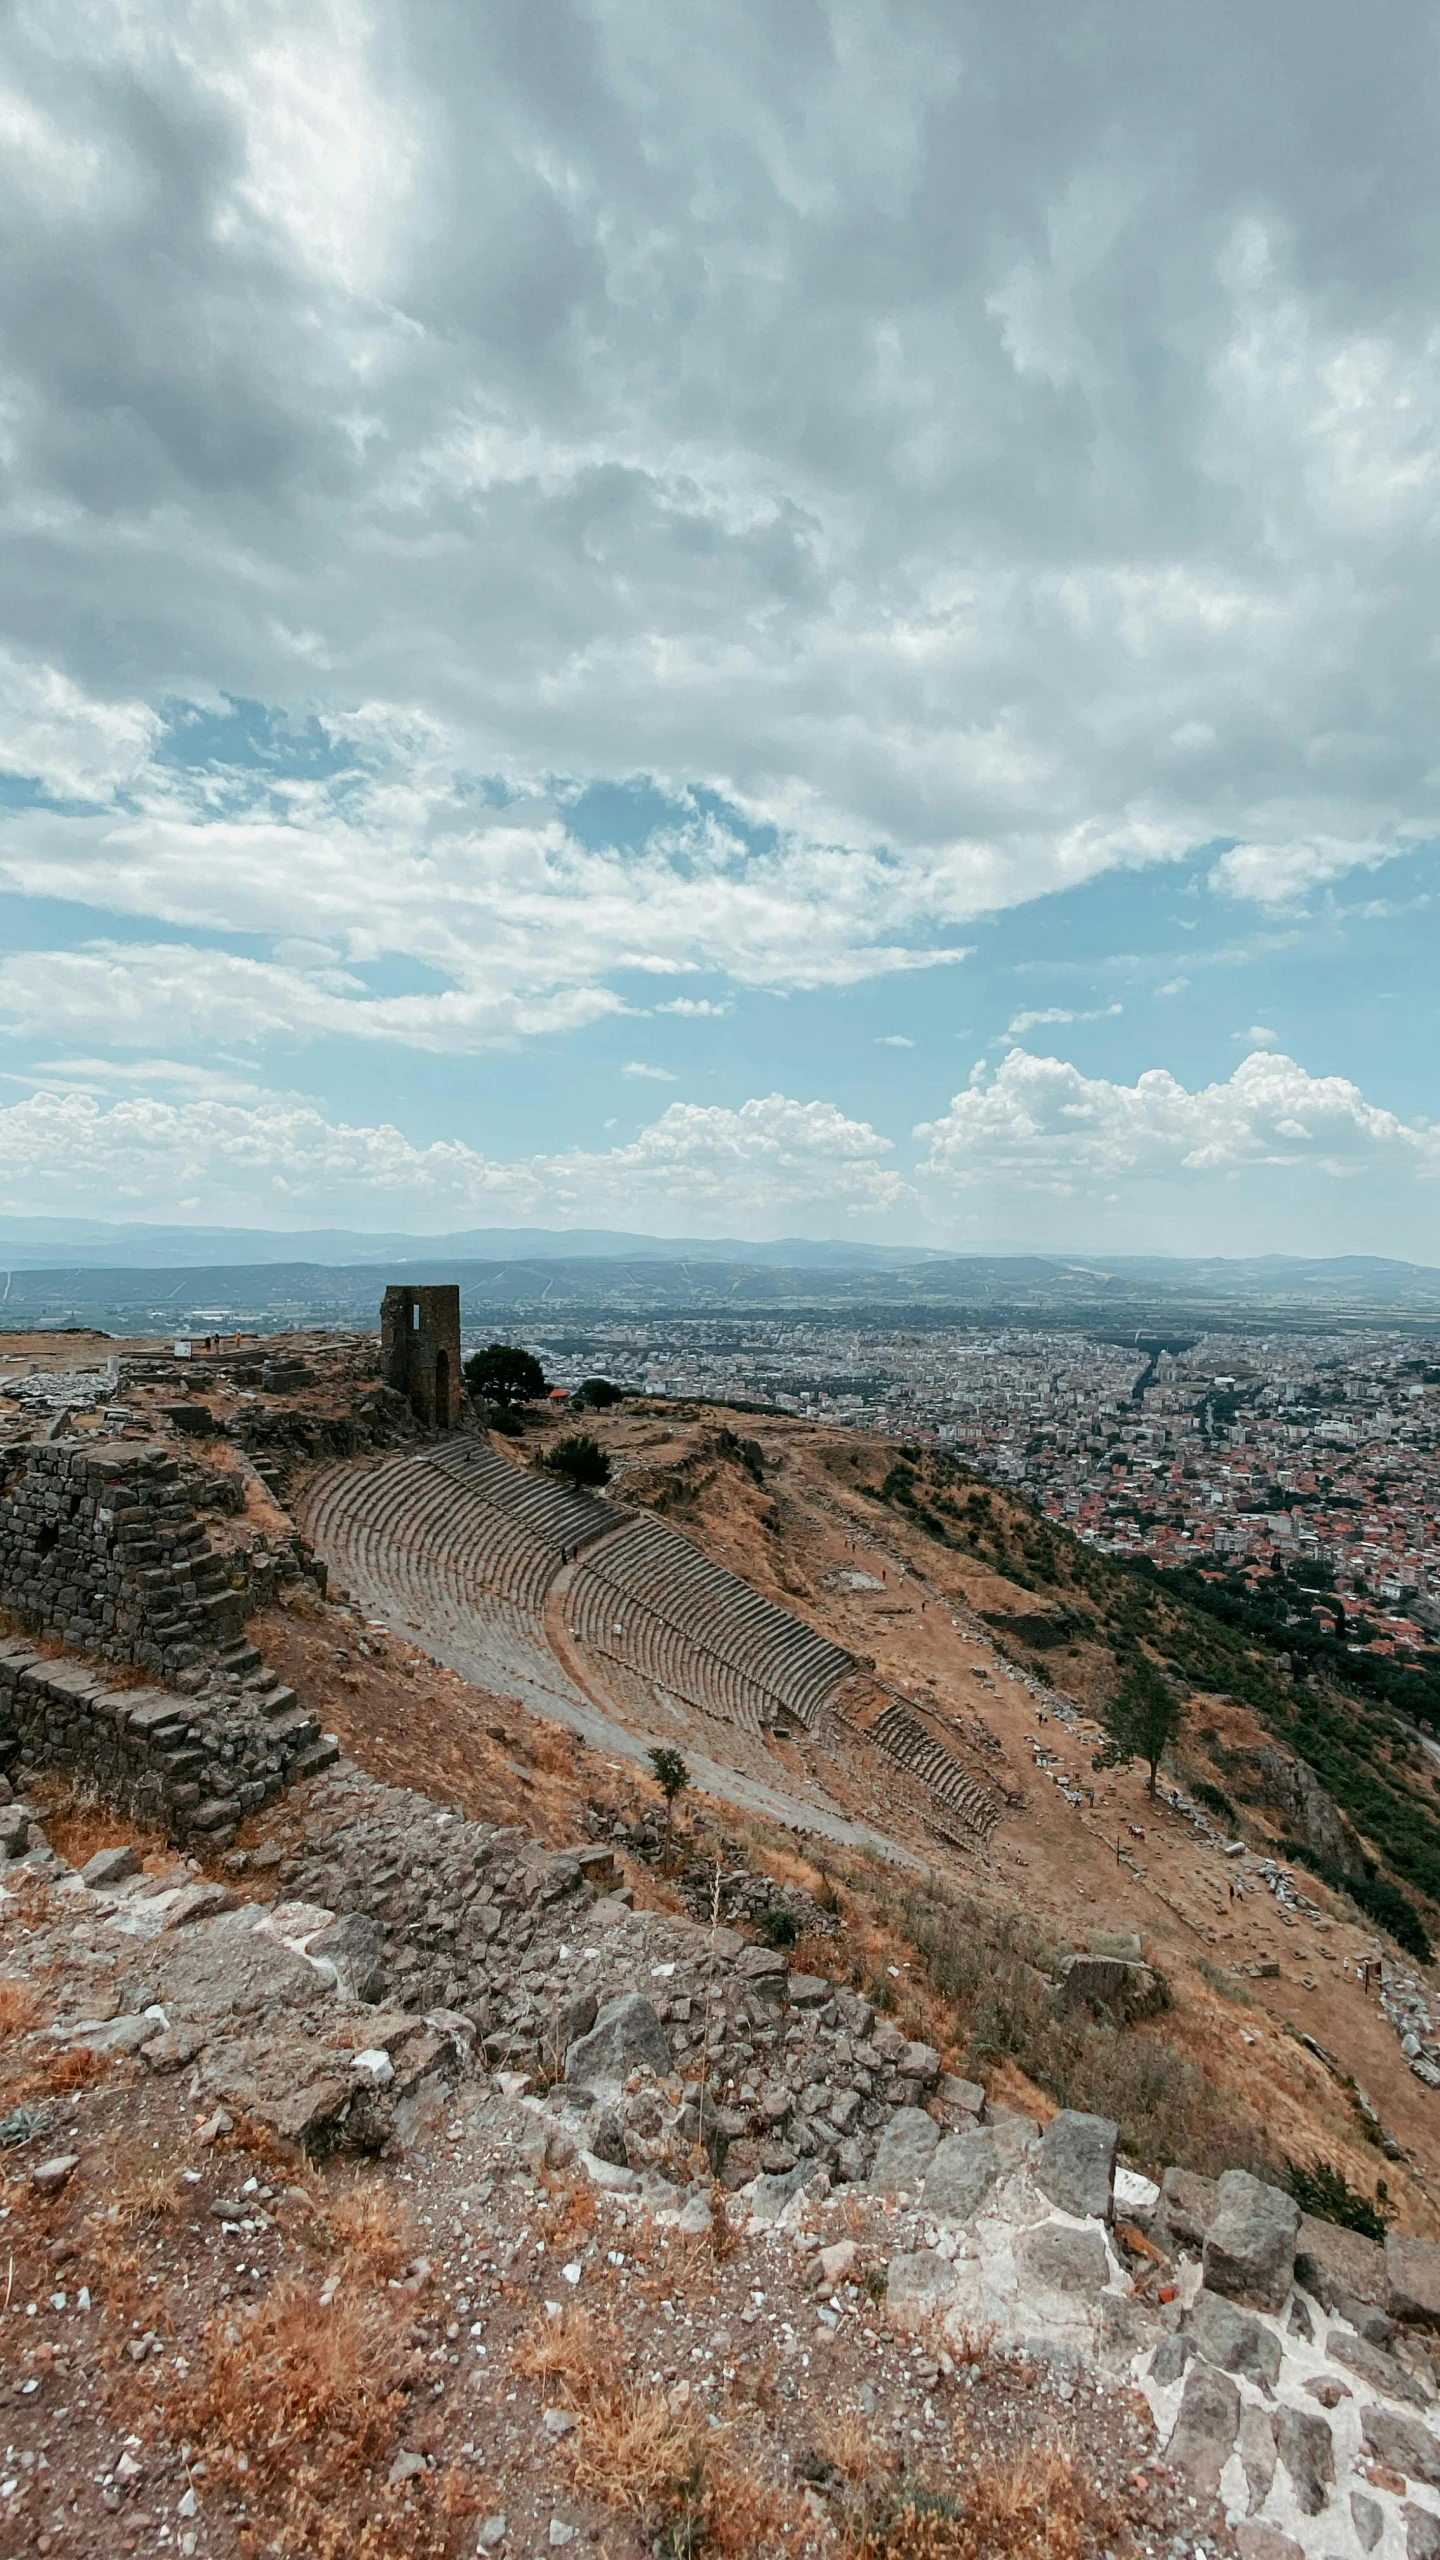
[0,2,1436,1254]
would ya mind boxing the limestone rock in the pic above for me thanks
[1034,2109,1117,2220]
[982,2105,1039,2168]
[1390,2234,1440,2330]
[921,2129,998,2224]
[868,2106,940,2195]
[1274,2405,1334,2515]
[1186,2287,1282,2387]
[1166,2359,1240,2495]
[1201,2170,1299,2312]
[564,1992,671,2088]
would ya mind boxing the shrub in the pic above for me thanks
[539,1433,611,1491]
[1193,1779,1238,1827]
[1284,2155,1392,2240]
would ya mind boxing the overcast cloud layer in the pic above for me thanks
[0,0,1437,1249]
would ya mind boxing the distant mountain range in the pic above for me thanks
[3,1228,1440,1336]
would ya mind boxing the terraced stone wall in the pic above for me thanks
[0,1441,245,1679]
[0,1636,334,1851]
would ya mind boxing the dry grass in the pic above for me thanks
[315,2175,414,2277]
[25,1783,167,1874]
[0,1977,42,2042]
[92,2139,187,2230]
[514,2305,815,2555]
[174,2272,447,2560]
[846,2444,1117,2560]
[813,2401,888,2492]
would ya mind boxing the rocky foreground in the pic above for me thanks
[0,1755,1439,2558]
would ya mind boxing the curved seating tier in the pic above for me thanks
[301,1452,586,1717]
[303,1445,857,1757]
[564,1513,854,1737]
[867,1700,998,1839]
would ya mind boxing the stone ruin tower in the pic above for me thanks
[380,1284,464,1429]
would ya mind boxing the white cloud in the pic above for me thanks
[876,1034,915,1048]
[1234,1023,1279,1047]
[916,1048,1440,1197]
[0,1083,907,1232]
[620,1061,677,1082]
[654,998,732,1018]
[1006,1003,1122,1037]
[0,0,1434,1038]
[0,647,158,801]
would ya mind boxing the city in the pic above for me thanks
[517,1319,1440,1658]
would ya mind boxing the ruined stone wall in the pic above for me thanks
[0,1635,335,1850]
[0,1441,245,1679]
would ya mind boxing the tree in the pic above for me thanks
[575,1376,624,1409]
[464,1343,546,1406]
[1094,1655,1187,1797]
[649,1746,690,1872]
[538,1432,611,1491]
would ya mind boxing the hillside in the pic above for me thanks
[5,1333,1440,2557]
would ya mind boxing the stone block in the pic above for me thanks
[1274,2405,1333,2514]
[1166,2359,1240,2495]
[1035,2108,1117,2220]
[921,2128,999,2223]
[885,2249,958,2326]
[1156,2163,1219,2244]
[1296,2210,1386,2312]
[1328,2326,1433,2408]
[1233,2529,1303,2560]
[1390,2235,1440,2329]
[1362,2410,1440,2486]
[1014,2221,1110,2298]
[868,2106,940,2194]
[1185,2287,1282,2387]
[564,1992,671,2088]
[1408,2507,1440,2560]
[1202,2170,1299,2312]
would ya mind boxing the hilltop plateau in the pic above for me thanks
[3,1327,1440,2557]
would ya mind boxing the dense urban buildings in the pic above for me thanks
[516,1319,1440,1658]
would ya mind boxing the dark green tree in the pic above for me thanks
[575,1377,624,1409]
[648,1746,690,1872]
[1094,1655,1187,1797]
[464,1343,546,1406]
[538,1432,611,1491]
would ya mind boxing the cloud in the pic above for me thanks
[1155,977,1189,998]
[0,1083,907,1231]
[654,998,732,1018]
[916,1048,1440,1197]
[620,1061,677,1082]
[1005,1003,1122,1037]
[876,1034,915,1048]
[0,0,1435,1052]
[1234,1023,1279,1047]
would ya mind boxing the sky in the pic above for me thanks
[0,0,1438,1257]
